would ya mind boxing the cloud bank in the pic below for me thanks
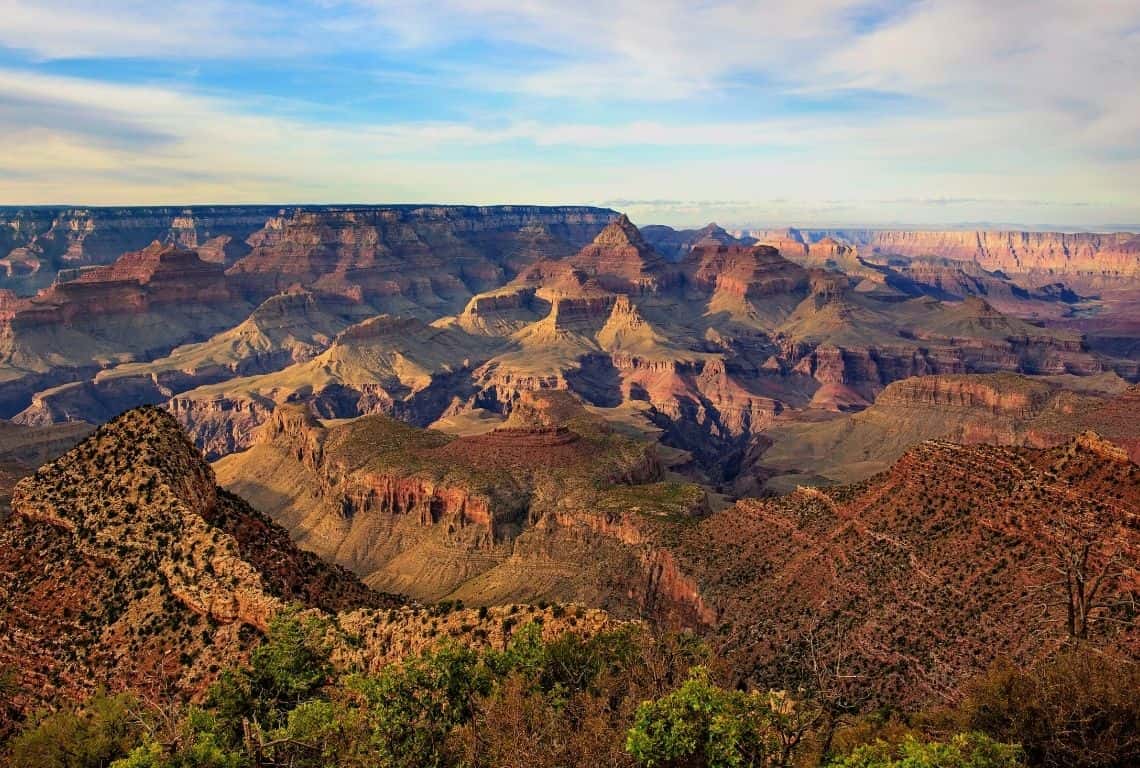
[0,0,1137,228]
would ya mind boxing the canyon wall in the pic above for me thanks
[804,229,1140,287]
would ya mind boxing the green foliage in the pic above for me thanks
[110,732,245,768]
[248,609,333,712]
[205,606,332,744]
[625,666,815,768]
[958,651,1140,768]
[9,692,145,768]
[349,641,491,768]
[828,732,1023,768]
[2,621,785,768]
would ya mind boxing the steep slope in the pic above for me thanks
[747,373,1140,493]
[0,407,395,728]
[0,242,253,416]
[642,222,751,262]
[226,205,617,310]
[679,435,1140,708]
[0,407,627,738]
[170,314,507,457]
[214,392,712,623]
[13,291,369,426]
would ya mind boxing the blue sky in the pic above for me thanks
[1,0,1138,229]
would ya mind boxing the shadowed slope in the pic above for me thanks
[0,407,395,732]
[678,434,1140,708]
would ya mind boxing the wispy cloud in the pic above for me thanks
[0,0,1137,228]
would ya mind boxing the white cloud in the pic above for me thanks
[0,0,316,58]
[0,1,1137,226]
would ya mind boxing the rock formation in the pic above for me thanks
[214,392,712,625]
[0,242,253,416]
[745,372,1140,493]
[679,435,1140,707]
[0,406,627,734]
[0,407,395,725]
[0,210,1135,502]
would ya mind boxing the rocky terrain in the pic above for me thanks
[0,206,281,294]
[0,407,619,735]
[2,397,1136,737]
[746,372,1140,494]
[679,433,1140,707]
[733,227,1140,291]
[214,391,713,625]
[0,205,616,418]
[1,206,1139,735]
[4,211,1135,499]
[0,242,255,415]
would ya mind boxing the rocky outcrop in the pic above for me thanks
[564,214,675,294]
[3,241,234,328]
[0,243,255,417]
[683,242,809,302]
[216,393,713,621]
[0,206,278,295]
[874,373,1055,418]
[226,205,617,308]
[551,504,716,627]
[809,229,1140,289]
[0,407,394,724]
[255,406,507,544]
[168,392,276,458]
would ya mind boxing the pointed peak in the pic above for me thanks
[593,214,647,248]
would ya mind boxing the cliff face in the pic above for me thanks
[7,242,234,327]
[0,205,617,306]
[874,373,1056,417]
[0,243,254,417]
[3,212,1136,503]
[809,229,1140,288]
[0,206,279,294]
[0,205,616,419]
[749,373,1140,494]
[684,242,809,302]
[226,205,617,308]
[215,394,713,624]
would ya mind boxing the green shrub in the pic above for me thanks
[828,732,1023,768]
[625,666,815,768]
[9,692,144,768]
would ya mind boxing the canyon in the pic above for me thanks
[0,407,620,732]
[2,206,1138,497]
[1,204,1139,741]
